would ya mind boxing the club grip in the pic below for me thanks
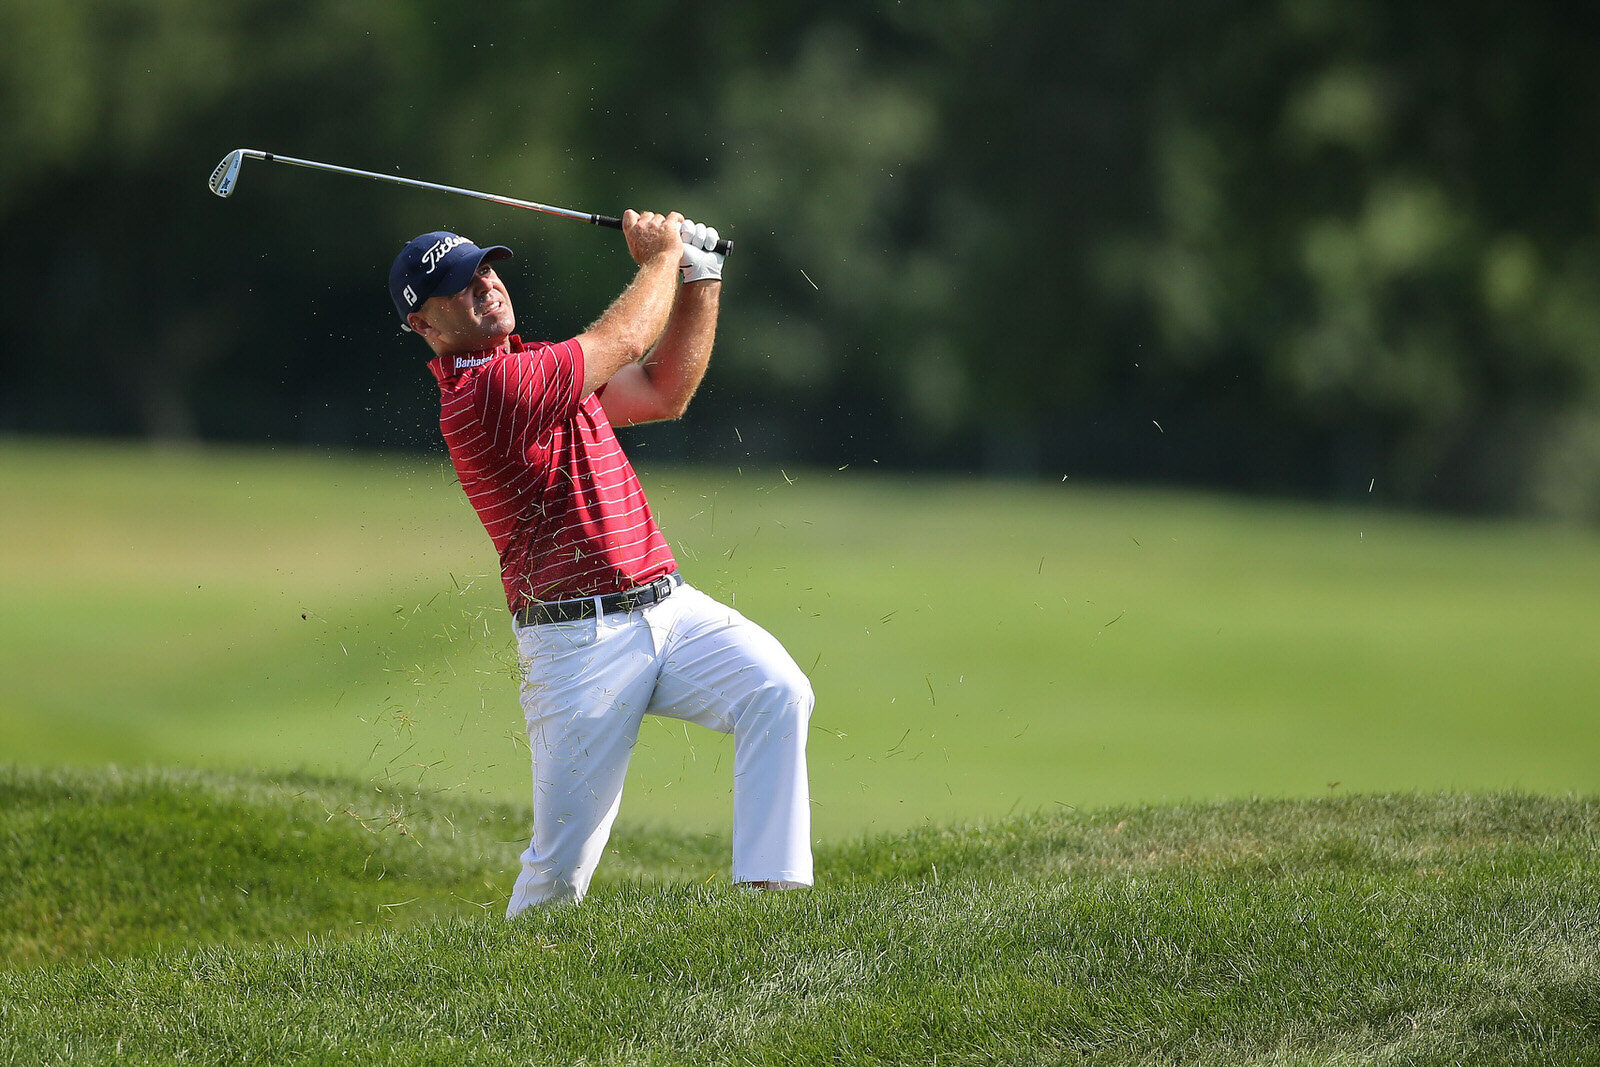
[593,214,734,256]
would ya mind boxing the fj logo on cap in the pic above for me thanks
[422,235,469,273]
[402,285,418,307]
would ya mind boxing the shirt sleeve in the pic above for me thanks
[470,338,584,453]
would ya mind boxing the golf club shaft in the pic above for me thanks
[222,150,732,255]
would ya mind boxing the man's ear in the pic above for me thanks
[407,311,435,339]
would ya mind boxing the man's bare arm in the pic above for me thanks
[573,211,684,399]
[599,280,720,427]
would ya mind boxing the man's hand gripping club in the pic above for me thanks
[576,210,724,415]
[678,220,724,284]
[617,210,724,283]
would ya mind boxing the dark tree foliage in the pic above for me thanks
[3,0,1598,516]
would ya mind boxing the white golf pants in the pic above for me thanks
[506,581,813,916]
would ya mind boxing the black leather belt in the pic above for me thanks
[514,573,682,627]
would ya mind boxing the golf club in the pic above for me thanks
[208,149,733,255]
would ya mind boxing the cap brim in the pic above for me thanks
[429,245,514,304]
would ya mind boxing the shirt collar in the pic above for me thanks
[428,336,521,381]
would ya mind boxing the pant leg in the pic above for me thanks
[507,610,660,916]
[643,584,815,887]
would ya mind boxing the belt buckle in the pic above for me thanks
[613,575,672,615]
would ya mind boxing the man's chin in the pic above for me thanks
[476,321,514,348]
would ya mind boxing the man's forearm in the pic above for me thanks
[576,254,680,396]
[638,281,720,416]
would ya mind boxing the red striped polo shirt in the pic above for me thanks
[428,335,676,611]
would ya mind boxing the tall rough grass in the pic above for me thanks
[3,767,1597,1064]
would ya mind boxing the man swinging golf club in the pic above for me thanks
[390,212,813,915]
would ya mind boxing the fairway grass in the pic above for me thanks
[4,438,1600,842]
[2,767,1597,1065]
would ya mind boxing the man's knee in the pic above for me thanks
[751,660,813,732]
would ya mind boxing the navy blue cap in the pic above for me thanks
[389,232,513,326]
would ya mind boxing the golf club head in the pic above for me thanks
[209,150,245,197]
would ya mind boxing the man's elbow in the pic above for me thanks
[584,324,656,370]
[611,390,692,427]
[605,333,653,369]
[645,394,693,422]
[640,368,697,421]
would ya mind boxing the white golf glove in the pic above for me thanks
[679,219,724,284]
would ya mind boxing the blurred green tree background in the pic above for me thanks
[4,0,1598,517]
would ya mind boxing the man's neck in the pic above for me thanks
[434,334,514,360]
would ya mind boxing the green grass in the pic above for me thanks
[8,442,1597,1061]
[0,765,726,971]
[4,438,1600,843]
[3,767,1598,1064]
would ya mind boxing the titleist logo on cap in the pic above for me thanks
[422,235,469,273]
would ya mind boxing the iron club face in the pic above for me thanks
[208,149,245,197]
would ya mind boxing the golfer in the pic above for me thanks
[389,213,813,915]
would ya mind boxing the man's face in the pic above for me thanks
[410,263,516,355]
